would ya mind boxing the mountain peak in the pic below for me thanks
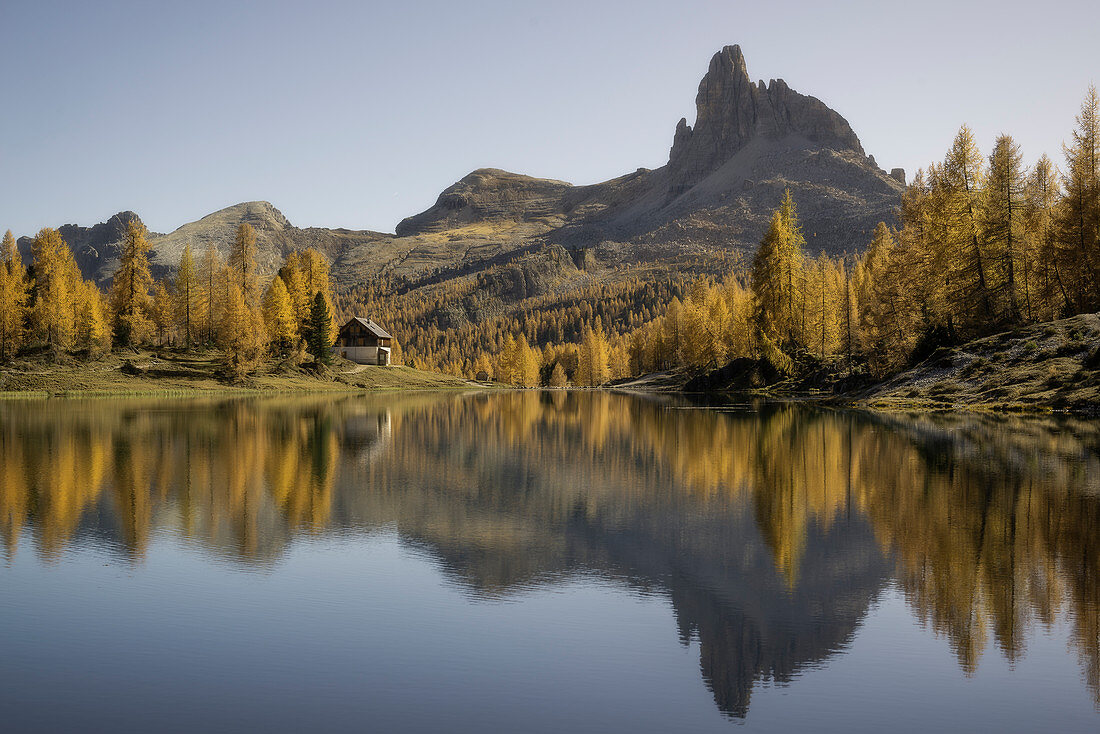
[668,45,866,194]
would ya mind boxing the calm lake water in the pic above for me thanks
[1,392,1098,733]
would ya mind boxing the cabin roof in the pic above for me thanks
[342,317,392,340]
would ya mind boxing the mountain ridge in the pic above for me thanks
[16,44,904,293]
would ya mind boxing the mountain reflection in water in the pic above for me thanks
[1,392,1098,721]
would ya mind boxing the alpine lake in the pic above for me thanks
[1,391,1098,732]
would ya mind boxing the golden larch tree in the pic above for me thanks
[30,227,79,349]
[108,219,155,348]
[0,230,29,358]
[174,243,198,348]
[263,276,298,353]
[229,223,259,302]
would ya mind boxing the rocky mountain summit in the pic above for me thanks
[396,44,904,262]
[21,45,904,295]
[667,45,865,194]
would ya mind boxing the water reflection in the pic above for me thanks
[1,392,1098,718]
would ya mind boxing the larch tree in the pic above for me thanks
[278,253,311,333]
[548,361,568,387]
[30,227,79,349]
[229,223,259,302]
[1057,84,1100,309]
[474,352,493,380]
[983,134,1027,323]
[150,280,174,347]
[263,276,298,353]
[218,280,266,376]
[515,335,540,387]
[496,334,518,384]
[174,243,198,348]
[199,246,223,343]
[576,325,610,386]
[73,279,110,355]
[108,219,154,348]
[751,190,806,352]
[858,223,911,372]
[0,230,29,359]
[940,125,991,335]
[1024,155,1063,320]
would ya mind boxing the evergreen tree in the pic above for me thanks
[306,291,334,363]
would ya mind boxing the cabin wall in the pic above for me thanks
[336,346,391,366]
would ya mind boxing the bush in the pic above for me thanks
[962,357,989,377]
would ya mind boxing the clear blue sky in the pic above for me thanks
[1,0,1096,237]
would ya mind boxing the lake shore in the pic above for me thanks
[615,313,1100,417]
[0,349,474,398]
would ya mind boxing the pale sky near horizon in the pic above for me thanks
[1,0,1097,238]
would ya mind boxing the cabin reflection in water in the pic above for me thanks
[342,408,392,465]
[0,394,1098,719]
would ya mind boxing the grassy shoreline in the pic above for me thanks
[0,349,475,399]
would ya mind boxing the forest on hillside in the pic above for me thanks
[0,87,1097,390]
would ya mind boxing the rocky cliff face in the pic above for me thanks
[17,211,148,284]
[667,45,865,194]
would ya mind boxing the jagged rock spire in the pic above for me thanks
[668,45,866,194]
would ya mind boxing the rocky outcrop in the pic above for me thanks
[396,169,574,236]
[147,201,299,276]
[667,45,866,194]
[17,211,146,285]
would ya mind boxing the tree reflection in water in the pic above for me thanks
[1,392,1097,716]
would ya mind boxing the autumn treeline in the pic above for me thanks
[847,90,1097,372]
[643,86,1100,378]
[0,221,342,375]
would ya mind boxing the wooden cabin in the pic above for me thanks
[335,318,393,365]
